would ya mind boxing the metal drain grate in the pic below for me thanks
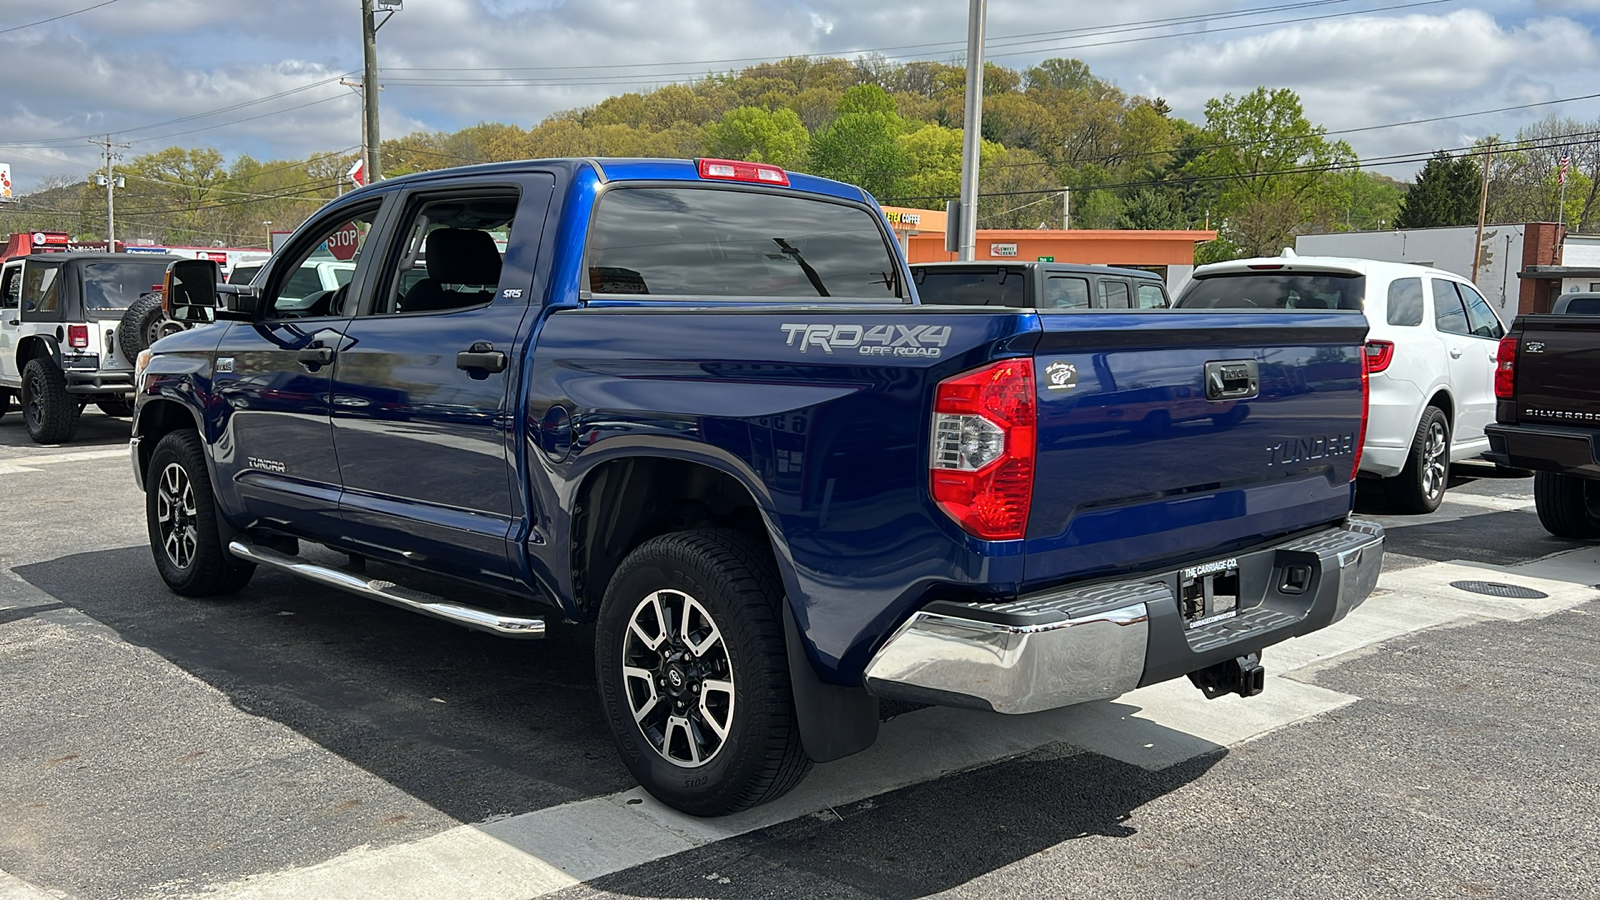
[1449,580,1549,599]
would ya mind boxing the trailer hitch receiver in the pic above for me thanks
[1189,652,1265,699]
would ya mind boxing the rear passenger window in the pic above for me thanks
[1135,283,1167,309]
[588,187,901,299]
[1098,279,1131,309]
[1386,278,1424,326]
[1045,276,1090,309]
[1431,280,1471,336]
[1459,284,1504,339]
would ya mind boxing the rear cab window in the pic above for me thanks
[1176,271,1365,310]
[914,266,1029,307]
[586,187,902,300]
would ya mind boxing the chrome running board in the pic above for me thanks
[227,539,545,639]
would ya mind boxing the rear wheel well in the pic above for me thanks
[16,335,57,371]
[571,457,769,621]
[1426,391,1453,426]
[135,400,199,486]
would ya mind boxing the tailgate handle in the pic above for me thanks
[1204,360,1259,401]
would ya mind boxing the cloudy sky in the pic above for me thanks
[1,0,1597,192]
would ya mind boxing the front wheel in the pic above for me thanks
[145,430,255,596]
[1533,472,1600,539]
[595,528,810,816]
[1385,406,1450,513]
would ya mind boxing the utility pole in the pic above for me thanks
[361,0,382,183]
[1473,138,1495,283]
[956,0,986,261]
[88,134,129,247]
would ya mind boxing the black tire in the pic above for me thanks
[595,528,810,816]
[96,398,135,418]
[21,358,80,444]
[1533,472,1600,539]
[118,291,168,361]
[0,387,10,421]
[1385,406,1450,514]
[145,430,255,596]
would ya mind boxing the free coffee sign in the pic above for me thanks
[327,222,361,261]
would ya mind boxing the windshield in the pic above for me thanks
[1176,271,1365,310]
[586,187,901,299]
[80,260,174,312]
[914,267,1029,307]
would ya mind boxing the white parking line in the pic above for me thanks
[0,870,65,900]
[187,548,1600,900]
[0,448,127,474]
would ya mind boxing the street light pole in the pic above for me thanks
[956,0,987,261]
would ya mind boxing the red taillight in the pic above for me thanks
[67,324,89,349]
[1495,336,1519,399]
[1363,340,1394,374]
[1352,355,1369,481]
[1246,264,1285,270]
[930,359,1036,541]
[696,157,790,187]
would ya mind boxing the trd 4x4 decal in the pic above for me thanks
[780,323,951,358]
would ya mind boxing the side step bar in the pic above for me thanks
[227,539,545,639]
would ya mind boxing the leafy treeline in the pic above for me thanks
[3,54,1592,256]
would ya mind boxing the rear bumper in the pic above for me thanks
[1484,423,1600,478]
[64,369,134,396]
[863,518,1384,714]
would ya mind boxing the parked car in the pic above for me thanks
[0,252,185,442]
[911,260,1171,310]
[135,157,1382,816]
[1485,292,1600,536]
[1177,255,1505,512]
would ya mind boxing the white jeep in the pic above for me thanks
[0,252,186,443]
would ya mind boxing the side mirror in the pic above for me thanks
[165,259,221,324]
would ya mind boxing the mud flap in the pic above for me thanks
[783,602,879,763]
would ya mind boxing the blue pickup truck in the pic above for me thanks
[133,157,1383,815]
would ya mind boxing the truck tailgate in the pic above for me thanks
[1024,311,1368,584]
[1506,315,1600,422]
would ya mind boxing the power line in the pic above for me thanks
[382,0,1370,74]
[0,0,122,36]
[380,0,1452,88]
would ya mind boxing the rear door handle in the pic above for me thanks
[297,346,333,366]
[1449,348,1463,359]
[457,342,507,373]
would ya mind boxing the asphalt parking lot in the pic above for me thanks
[2,409,1597,900]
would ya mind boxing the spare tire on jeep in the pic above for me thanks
[118,291,182,360]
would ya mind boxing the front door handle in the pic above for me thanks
[297,345,333,367]
[457,342,507,374]
[1449,347,1463,359]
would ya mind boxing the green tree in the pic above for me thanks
[1395,151,1480,228]
[703,106,810,169]
[806,85,909,200]
[1189,87,1354,255]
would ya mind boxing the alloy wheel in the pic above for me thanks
[156,462,199,569]
[1421,419,1448,500]
[621,589,735,767]
[24,371,42,430]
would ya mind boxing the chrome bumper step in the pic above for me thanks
[227,539,545,639]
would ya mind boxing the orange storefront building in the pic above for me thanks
[881,206,1217,287]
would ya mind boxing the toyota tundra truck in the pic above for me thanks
[132,157,1383,816]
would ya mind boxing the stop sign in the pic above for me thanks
[327,222,361,260]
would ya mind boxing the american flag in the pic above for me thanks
[1559,148,1570,185]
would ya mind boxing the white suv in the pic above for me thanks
[1177,256,1505,512]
